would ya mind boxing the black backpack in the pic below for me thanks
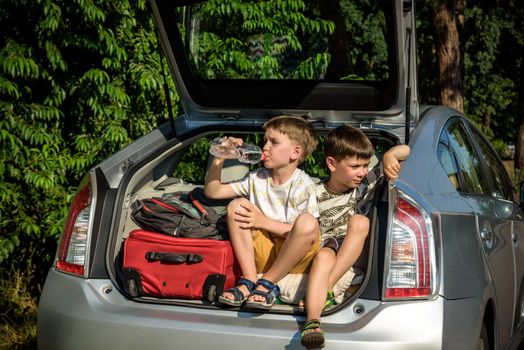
[131,188,230,240]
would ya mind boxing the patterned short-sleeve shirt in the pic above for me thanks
[316,163,383,244]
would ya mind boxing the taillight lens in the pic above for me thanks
[56,178,92,277]
[384,191,436,299]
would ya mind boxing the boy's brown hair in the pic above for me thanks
[324,125,374,161]
[263,115,318,164]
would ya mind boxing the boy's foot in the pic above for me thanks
[324,290,336,308]
[218,277,256,307]
[298,290,335,310]
[301,319,325,349]
[244,278,280,310]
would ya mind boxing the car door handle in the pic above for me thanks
[513,232,519,246]
[480,229,494,249]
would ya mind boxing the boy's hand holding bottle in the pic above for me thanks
[209,136,265,164]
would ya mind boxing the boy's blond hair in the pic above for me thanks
[263,115,318,164]
[324,125,374,161]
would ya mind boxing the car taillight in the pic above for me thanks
[56,177,93,277]
[384,191,436,300]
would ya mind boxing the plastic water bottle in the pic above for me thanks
[209,137,265,164]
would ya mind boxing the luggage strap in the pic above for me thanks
[188,190,209,217]
[145,251,203,263]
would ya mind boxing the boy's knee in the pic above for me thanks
[350,214,370,237]
[227,198,249,218]
[313,248,335,264]
[294,213,319,235]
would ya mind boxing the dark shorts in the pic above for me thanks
[322,235,345,254]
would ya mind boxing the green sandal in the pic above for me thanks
[324,290,337,308]
[301,319,325,349]
[298,291,336,311]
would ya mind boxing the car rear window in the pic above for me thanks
[179,1,391,82]
[153,0,399,111]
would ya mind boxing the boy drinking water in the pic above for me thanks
[204,115,320,309]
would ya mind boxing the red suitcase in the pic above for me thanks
[122,230,239,302]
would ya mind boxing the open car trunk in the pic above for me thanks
[107,0,412,316]
[109,125,399,313]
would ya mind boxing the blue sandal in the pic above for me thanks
[244,278,280,310]
[218,277,256,307]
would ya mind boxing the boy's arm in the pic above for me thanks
[261,217,294,238]
[234,201,293,237]
[204,157,237,199]
[260,181,318,238]
[254,211,293,238]
[382,144,410,180]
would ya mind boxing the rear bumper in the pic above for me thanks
[38,268,482,350]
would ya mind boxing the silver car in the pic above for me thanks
[37,0,524,349]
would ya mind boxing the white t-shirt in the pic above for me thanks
[230,168,319,224]
[316,163,383,244]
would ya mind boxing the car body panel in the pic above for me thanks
[384,106,524,348]
[473,203,516,347]
[514,217,524,331]
[97,122,175,189]
[39,269,489,350]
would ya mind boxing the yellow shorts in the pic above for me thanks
[252,229,320,274]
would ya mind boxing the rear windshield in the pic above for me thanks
[154,0,398,111]
[181,1,391,82]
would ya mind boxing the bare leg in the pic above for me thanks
[305,248,336,322]
[249,213,319,302]
[327,214,369,289]
[220,198,258,300]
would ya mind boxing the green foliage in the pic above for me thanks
[184,0,391,83]
[0,0,178,285]
[340,0,389,80]
[416,0,522,159]
[301,135,328,178]
[189,0,335,79]
[414,0,439,106]
[463,5,517,141]
[173,137,211,183]
[0,269,38,349]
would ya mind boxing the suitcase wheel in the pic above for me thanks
[207,284,217,302]
[203,274,226,303]
[127,278,139,298]
[123,268,143,298]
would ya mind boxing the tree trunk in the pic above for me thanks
[484,112,491,129]
[319,0,353,80]
[434,0,464,112]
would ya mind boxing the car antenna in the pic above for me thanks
[404,0,413,145]
[404,27,412,145]
[156,30,176,139]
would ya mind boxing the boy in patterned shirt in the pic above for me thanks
[205,115,320,310]
[301,125,410,349]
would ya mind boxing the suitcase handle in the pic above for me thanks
[145,251,203,263]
